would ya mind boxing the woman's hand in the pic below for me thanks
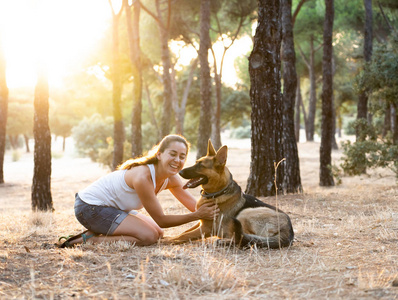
[194,202,220,220]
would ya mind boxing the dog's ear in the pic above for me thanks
[215,145,228,166]
[207,139,216,156]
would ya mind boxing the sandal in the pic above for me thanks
[57,230,96,248]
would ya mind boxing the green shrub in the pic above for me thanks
[51,152,64,159]
[343,118,356,136]
[229,125,251,139]
[72,114,113,161]
[141,123,161,151]
[340,120,398,177]
[330,164,342,186]
[12,150,21,162]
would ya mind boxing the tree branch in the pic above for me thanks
[377,1,394,31]
[292,0,309,26]
[296,43,310,68]
[108,0,123,17]
[215,11,223,36]
[138,0,165,29]
[181,58,198,109]
[144,80,160,137]
[167,0,172,31]
[181,35,199,53]
[210,46,218,75]
[225,16,244,50]
[314,43,323,52]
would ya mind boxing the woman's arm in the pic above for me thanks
[167,175,197,212]
[130,172,218,228]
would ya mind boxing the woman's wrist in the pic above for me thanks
[190,210,200,221]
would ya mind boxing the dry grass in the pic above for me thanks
[1,141,398,299]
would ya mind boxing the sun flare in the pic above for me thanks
[0,0,250,90]
[0,0,111,89]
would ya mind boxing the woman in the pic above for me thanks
[59,135,219,247]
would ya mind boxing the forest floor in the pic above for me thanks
[0,136,397,299]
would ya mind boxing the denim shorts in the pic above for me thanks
[74,194,129,235]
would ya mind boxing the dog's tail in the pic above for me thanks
[230,218,293,249]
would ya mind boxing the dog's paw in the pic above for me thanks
[160,237,186,245]
[160,237,175,244]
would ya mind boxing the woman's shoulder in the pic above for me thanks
[125,165,152,182]
[126,164,150,176]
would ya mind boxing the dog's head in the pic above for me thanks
[180,140,228,191]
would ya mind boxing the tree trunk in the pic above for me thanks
[392,104,398,144]
[306,35,317,142]
[125,0,142,157]
[144,81,161,140]
[246,0,284,197]
[32,69,53,211]
[170,66,181,134]
[62,136,65,152]
[210,45,229,151]
[383,102,391,137]
[356,0,373,139]
[331,56,338,149]
[295,78,301,142]
[332,94,338,150]
[140,0,173,139]
[196,0,212,159]
[156,0,173,138]
[281,0,302,194]
[209,4,249,151]
[337,109,342,138]
[8,135,17,149]
[319,0,335,187]
[172,58,197,136]
[211,71,222,150]
[110,6,125,170]
[0,40,8,184]
[300,83,308,139]
[24,134,30,153]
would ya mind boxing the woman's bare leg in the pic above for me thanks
[134,212,164,238]
[69,214,160,246]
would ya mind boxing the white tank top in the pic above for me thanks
[78,164,168,212]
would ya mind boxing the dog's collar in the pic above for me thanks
[200,175,235,199]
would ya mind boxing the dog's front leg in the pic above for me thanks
[173,226,211,243]
[163,225,211,244]
[162,222,201,244]
[180,221,201,234]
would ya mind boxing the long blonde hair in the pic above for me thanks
[117,134,190,170]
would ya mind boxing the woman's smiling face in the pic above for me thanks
[157,141,188,176]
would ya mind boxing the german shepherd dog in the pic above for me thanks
[166,140,294,249]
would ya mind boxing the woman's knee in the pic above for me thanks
[138,228,160,245]
[114,214,160,245]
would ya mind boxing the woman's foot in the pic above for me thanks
[57,230,96,248]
